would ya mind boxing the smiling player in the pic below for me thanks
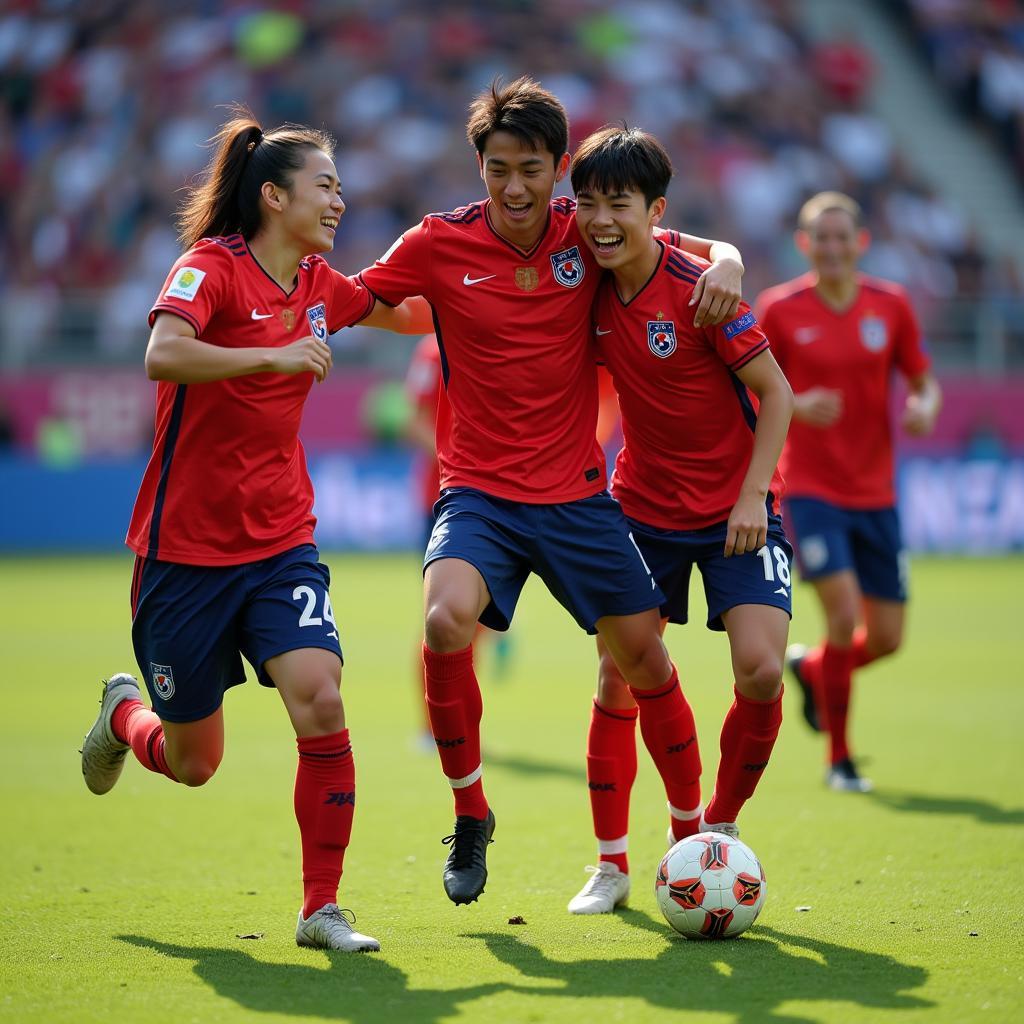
[565,126,794,915]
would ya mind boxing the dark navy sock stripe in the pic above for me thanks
[299,746,352,759]
[633,680,680,700]
[146,384,188,559]
[145,727,160,769]
[594,700,639,722]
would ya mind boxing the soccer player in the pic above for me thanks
[357,77,747,907]
[565,126,795,914]
[756,191,941,793]
[79,109,431,952]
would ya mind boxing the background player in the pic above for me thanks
[358,77,747,908]
[756,192,941,793]
[565,126,794,914]
[79,109,431,952]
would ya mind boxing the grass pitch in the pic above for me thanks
[1,553,1022,1023]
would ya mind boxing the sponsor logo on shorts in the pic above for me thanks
[800,535,829,572]
[151,663,175,700]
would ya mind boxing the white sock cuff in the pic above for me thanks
[597,835,629,855]
[668,801,703,821]
[447,764,482,789]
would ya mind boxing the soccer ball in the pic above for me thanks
[655,831,766,939]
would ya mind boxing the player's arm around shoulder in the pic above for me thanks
[359,294,434,334]
[724,351,794,557]
[663,232,744,328]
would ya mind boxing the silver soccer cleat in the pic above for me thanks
[567,862,630,915]
[295,904,380,952]
[80,673,141,795]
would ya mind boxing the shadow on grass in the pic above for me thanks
[467,909,934,1024]
[117,933,507,1023]
[119,909,934,1023]
[868,790,1024,826]
[484,750,585,783]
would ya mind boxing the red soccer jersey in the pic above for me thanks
[596,242,783,531]
[358,198,607,503]
[127,234,374,565]
[405,334,445,511]
[755,272,930,508]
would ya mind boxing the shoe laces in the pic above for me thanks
[578,863,623,898]
[441,816,492,870]
[316,905,357,928]
[703,821,740,839]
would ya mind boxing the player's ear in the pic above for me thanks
[477,152,485,181]
[260,181,285,214]
[648,196,667,227]
[794,229,810,255]
[857,227,871,253]
[554,152,570,182]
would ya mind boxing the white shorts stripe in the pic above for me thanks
[448,764,482,789]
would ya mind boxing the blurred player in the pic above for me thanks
[756,192,941,793]
[79,108,431,952]
[358,77,745,907]
[565,126,794,914]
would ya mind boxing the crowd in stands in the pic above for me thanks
[0,0,1021,369]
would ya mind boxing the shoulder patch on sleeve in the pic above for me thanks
[722,310,756,339]
[164,267,206,302]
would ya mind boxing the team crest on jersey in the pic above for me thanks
[648,320,677,358]
[150,663,175,701]
[549,246,585,288]
[306,303,328,342]
[164,267,205,302]
[859,315,887,352]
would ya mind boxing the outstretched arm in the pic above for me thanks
[361,296,435,334]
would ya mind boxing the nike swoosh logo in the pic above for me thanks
[595,328,612,336]
[251,309,273,320]
[326,630,338,640]
[463,273,496,286]
[774,587,789,596]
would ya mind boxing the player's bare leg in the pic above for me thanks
[597,610,703,847]
[161,712,225,787]
[703,604,787,832]
[423,558,495,904]
[270,647,378,952]
[860,597,905,663]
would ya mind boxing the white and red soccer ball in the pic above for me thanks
[655,832,766,939]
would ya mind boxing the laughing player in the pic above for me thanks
[566,126,794,914]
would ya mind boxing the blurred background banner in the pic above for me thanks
[1,0,1022,553]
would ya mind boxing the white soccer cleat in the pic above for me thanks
[699,815,740,840]
[567,862,630,915]
[826,757,873,793]
[81,673,142,795]
[295,904,380,952]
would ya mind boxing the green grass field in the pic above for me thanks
[1,553,1022,1023]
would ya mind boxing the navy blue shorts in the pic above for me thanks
[130,544,343,723]
[425,487,663,634]
[785,498,907,602]
[628,513,794,631]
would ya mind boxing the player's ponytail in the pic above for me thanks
[177,105,335,249]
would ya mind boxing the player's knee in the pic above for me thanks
[735,653,783,702]
[869,629,902,659]
[424,601,476,652]
[826,606,858,643]
[302,681,345,734]
[173,755,220,788]
[596,655,630,705]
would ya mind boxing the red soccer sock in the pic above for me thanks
[111,699,178,782]
[629,667,702,837]
[800,644,824,692]
[295,730,355,919]
[820,643,856,764]
[705,686,783,825]
[587,700,638,874]
[422,643,487,820]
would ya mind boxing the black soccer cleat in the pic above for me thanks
[826,757,873,793]
[785,643,821,733]
[441,809,495,905]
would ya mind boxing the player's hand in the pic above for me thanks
[272,334,333,382]
[725,491,768,557]
[795,387,843,427]
[690,257,743,328]
[902,393,937,436]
